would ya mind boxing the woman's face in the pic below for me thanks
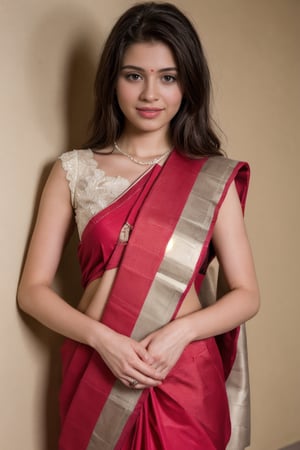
[116,41,183,136]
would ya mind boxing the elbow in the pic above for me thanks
[17,280,35,315]
[17,283,29,313]
[247,287,260,319]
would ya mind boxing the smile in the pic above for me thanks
[136,108,163,118]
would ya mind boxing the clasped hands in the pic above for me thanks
[97,318,191,389]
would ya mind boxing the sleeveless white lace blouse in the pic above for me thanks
[59,149,130,239]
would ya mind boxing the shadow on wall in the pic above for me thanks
[19,5,104,450]
[26,5,102,151]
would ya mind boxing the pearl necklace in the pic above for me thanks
[113,141,171,166]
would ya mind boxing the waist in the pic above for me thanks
[77,269,202,322]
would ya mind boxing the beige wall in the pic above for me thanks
[1,0,299,449]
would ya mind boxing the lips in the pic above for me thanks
[136,107,163,118]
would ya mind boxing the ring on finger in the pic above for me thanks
[129,379,138,388]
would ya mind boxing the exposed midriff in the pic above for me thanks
[77,268,202,323]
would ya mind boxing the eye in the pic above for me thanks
[162,74,177,83]
[125,73,143,81]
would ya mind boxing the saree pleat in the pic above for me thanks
[119,339,230,450]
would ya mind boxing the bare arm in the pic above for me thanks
[18,161,105,344]
[18,160,162,387]
[141,181,260,375]
[182,180,260,340]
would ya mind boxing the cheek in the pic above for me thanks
[117,90,139,117]
[167,88,183,109]
[116,91,125,110]
[116,81,131,108]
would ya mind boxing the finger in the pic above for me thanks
[119,377,139,388]
[120,375,161,389]
[126,364,164,386]
[139,334,151,347]
[117,364,164,388]
[128,382,154,390]
[127,378,139,388]
[134,343,154,364]
[133,359,164,380]
[130,375,162,387]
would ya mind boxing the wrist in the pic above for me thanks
[174,316,195,346]
[86,320,114,350]
[178,314,199,344]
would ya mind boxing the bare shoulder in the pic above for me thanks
[213,181,245,236]
[43,158,71,197]
[34,159,73,222]
[36,158,74,236]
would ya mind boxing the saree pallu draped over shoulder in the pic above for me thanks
[59,151,250,450]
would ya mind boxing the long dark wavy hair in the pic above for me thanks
[84,2,223,157]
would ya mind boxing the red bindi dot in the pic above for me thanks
[149,69,154,72]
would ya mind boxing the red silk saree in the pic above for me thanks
[59,151,250,450]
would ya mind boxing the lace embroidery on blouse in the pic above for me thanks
[59,149,130,239]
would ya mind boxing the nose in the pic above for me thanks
[140,79,159,102]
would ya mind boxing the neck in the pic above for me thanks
[118,130,172,158]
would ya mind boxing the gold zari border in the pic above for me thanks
[87,157,240,450]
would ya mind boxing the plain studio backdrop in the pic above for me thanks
[1,1,299,449]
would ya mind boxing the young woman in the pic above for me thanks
[18,2,259,449]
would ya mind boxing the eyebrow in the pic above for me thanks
[120,65,178,72]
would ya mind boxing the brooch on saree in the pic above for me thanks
[119,222,132,243]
